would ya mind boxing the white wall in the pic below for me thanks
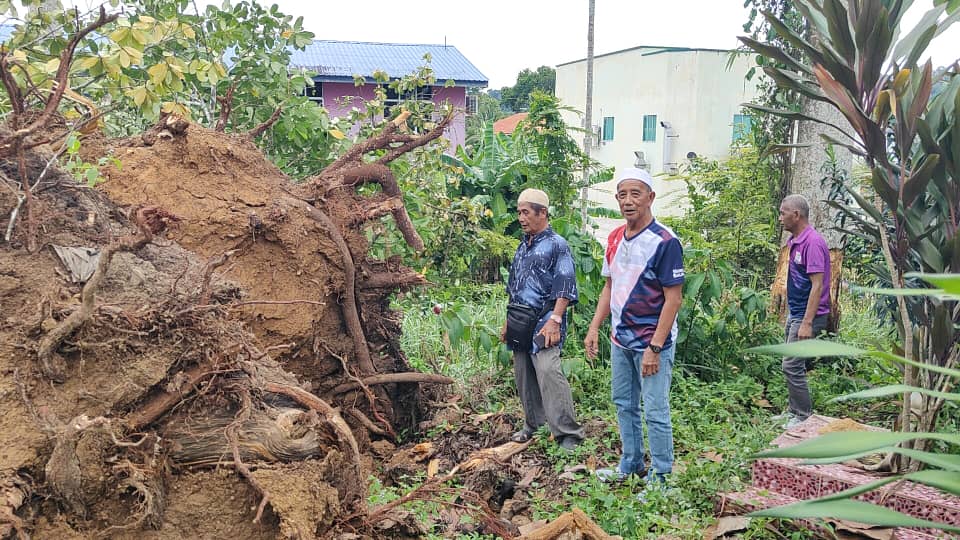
[556,47,761,217]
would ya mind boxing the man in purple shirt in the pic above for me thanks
[778,194,831,428]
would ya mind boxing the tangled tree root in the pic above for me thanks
[36,206,179,381]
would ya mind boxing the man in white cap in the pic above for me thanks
[584,168,684,487]
[500,188,584,451]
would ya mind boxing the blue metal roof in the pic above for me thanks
[290,40,488,87]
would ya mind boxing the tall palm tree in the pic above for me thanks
[579,0,595,225]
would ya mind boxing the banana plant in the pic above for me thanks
[443,122,538,235]
[745,274,960,532]
[739,0,960,469]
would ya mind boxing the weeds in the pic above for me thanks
[392,281,892,538]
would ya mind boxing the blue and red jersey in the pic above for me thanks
[787,226,831,319]
[601,221,685,351]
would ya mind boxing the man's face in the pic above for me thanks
[779,203,799,232]
[517,202,548,235]
[616,179,654,221]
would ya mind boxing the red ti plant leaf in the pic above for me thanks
[871,167,899,209]
[813,64,888,164]
[813,64,869,140]
[902,154,940,208]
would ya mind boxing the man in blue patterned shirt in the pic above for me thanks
[500,188,583,451]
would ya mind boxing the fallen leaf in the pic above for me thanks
[586,454,598,471]
[753,398,774,408]
[703,516,750,540]
[411,442,435,461]
[473,411,501,424]
[829,519,894,540]
[518,466,541,487]
[557,471,579,481]
[426,459,439,478]
[701,451,724,463]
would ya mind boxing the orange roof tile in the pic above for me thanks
[493,112,528,134]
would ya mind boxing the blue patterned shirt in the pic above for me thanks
[506,226,578,353]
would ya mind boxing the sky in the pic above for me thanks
[201,0,959,89]
[53,0,960,89]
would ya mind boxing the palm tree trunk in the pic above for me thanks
[579,0,595,226]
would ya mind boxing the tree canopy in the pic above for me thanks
[499,65,555,112]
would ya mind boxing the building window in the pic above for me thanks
[384,85,434,116]
[733,114,753,142]
[304,82,323,106]
[642,115,657,142]
[602,116,615,141]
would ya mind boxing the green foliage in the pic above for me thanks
[515,92,598,213]
[499,65,555,113]
[397,285,513,411]
[673,247,781,381]
[464,91,505,150]
[663,145,780,281]
[654,138,782,381]
[0,0,342,180]
[438,93,609,287]
[61,133,120,187]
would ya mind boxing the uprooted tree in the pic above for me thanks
[0,2,482,538]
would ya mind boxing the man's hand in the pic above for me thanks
[584,327,600,359]
[540,319,561,348]
[641,348,660,377]
[500,323,507,343]
[798,320,814,340]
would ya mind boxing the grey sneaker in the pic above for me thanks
[785,415,806,429]
[511,429,534,443]
[771,411,790,422]
[593,467,638,483]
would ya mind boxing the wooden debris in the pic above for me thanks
[518,507,621,540]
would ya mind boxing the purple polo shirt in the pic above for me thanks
[787,226,831,319]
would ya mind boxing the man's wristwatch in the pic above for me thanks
[649,344,663,353]
[549,314,563,324]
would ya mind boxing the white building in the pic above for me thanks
[556,46,762,216]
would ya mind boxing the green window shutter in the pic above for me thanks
[602,116,615,141]
[642,115,657,141]
[733,114,752,142]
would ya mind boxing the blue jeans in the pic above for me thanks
[611,343,674,480]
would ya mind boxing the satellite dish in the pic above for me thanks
[686,151,698,159]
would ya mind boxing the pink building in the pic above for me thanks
[289,40,488,151]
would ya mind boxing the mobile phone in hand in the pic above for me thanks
[534,333,546,349]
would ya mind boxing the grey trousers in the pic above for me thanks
[783,314,829,420]
[513,346,584,442]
